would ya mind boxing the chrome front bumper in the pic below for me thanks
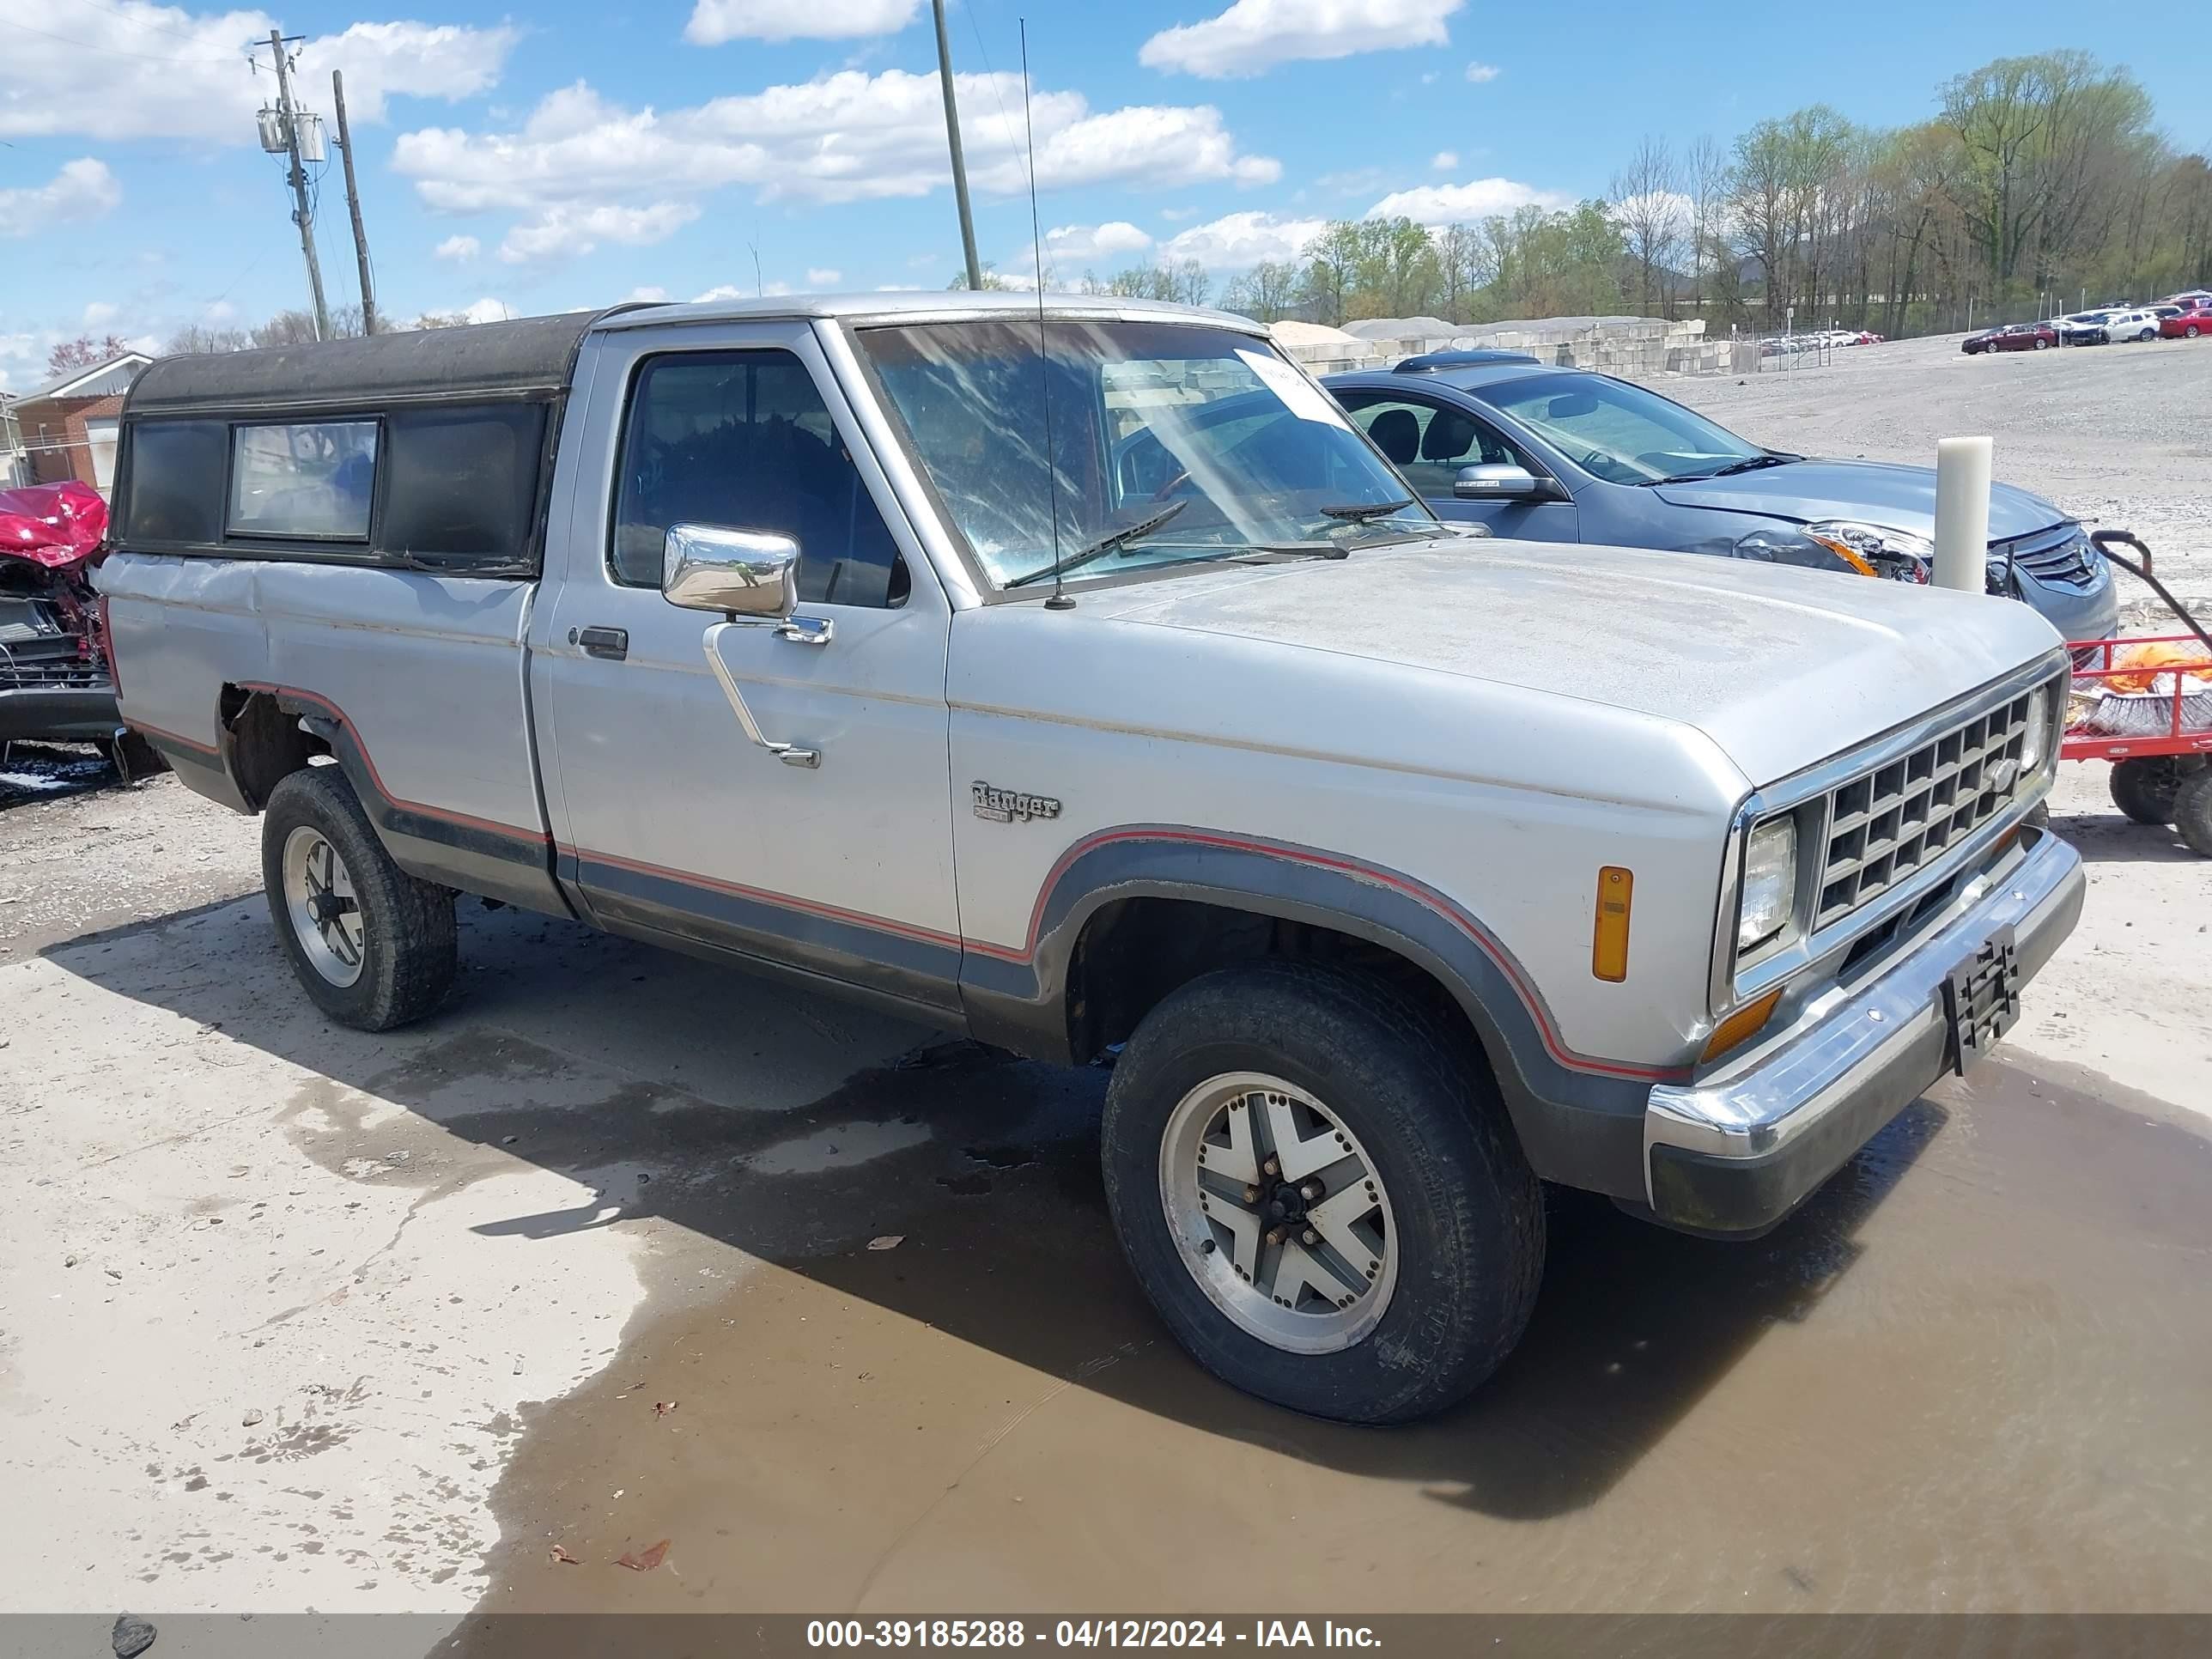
[1641,827,2085,1233]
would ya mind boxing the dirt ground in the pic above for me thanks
[3,753,2208,1638]
[1663,332,2212,611]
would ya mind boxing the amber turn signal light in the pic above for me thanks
[1702,988,1784,1063]
[1592,866,1632,982]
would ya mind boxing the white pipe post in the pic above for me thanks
[1933,435,1992,592]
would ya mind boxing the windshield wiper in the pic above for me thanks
[1639,452,1799,486]
[1704,453,1799,477]
[1003,500,1189,589]
[1316,496,1417,523]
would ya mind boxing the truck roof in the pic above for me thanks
[127,293,1260,416]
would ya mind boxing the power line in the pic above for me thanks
[0,12,237,65]
[56,0,232,50]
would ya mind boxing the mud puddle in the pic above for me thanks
[0,738,120,809]
[431,1048,2210,1627]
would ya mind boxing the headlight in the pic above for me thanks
[1802,520,1933,583]
[2019,691,2051,776]
[1737,815,1798,953]
[1730,526,1859,574]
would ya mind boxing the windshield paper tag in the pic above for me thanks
[1236,348,1351,428]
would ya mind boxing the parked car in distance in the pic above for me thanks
[2101,307,2163,343]
[99,295,2084,1425]
[2160,298,2211,339]
[1322,357,2118,645]
[2057,310,2118,344]
[1962,322,2056,353]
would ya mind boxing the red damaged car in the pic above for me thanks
[2160,297,2211,339]
[0,481,157,772]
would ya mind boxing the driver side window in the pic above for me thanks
[1344,396,1534,498]
[610,349,908,607]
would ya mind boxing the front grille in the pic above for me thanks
[1996,523,2095,589]
[1811,689,2042,933]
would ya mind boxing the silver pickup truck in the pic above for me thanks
[100,293,2082,1423]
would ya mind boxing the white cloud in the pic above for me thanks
[1465,60,1501,82]
[434,234,481,263]
[625,285,672,302]
[393,71,1277,217]
[0,158,121,238]
[82,301,120,327]
[1140,0,1462,79]
[1017,220,1153,281]
[456,298,514,325]
[805,268,843,287]
[499,201,700,264]
[1365,176,1565,228]
[685,0,919,43]
[204,299,237,321]
[1160,209,1327,270]
[694,284,749,302]
[1431,150,1458,170]
[0,5,519,143]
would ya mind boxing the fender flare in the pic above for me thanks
[959,826,1674,1199]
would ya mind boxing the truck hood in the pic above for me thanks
[1077,538,2064,788]
[1651,459,2065,544]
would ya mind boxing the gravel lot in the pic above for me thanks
[1664,331,2212,611]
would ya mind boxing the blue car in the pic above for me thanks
[1321,351,2118,645]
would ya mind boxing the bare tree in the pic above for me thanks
[165,324,252,355]
[1611,136,1683,317]
[46,334,135,376]
[1685,135,1729,313]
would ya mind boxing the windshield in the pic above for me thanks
[854,319,1432,589]
[1479,372,1765,484]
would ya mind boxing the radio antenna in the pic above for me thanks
[1020,18,1073,611]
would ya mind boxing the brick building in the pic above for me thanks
[10,352,153,493]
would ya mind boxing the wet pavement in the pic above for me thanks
[8,870,2210,1629]
[429,1036,2212,1619]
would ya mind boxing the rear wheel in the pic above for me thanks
[2109,756,2203,826]
[261,766,456,1030]
[2034,337,2051,349]
[1100,961,1543,1423]
[2173,769,2212,858]
[2187,324,2202,339]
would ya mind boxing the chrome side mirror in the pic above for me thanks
[1453,464,1544,501]
[663,523,799,618]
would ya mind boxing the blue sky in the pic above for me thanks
[2,0,2205,388]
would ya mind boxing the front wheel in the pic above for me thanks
[261,766,457,1030]
[2186,324,2202,339]
[1101,962,1543,1423]
[2034,337,2051,349]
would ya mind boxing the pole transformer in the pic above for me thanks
[267,28,331,341]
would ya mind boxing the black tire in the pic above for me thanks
[2109,756,2202,826]
[2034,337,2051,349]
[260,765,457,1030]
[2173,769,2212,858]
[1100,961,1543,1424]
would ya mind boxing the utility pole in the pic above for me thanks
[267,27,331,341]
[331,70,377,335]
[930,0,983,291]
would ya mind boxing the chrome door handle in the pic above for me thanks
[775,615,834,647]
[702,622,820,769]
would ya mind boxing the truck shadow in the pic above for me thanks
[2047,805,2203,864]
[45,896,1942,1523]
